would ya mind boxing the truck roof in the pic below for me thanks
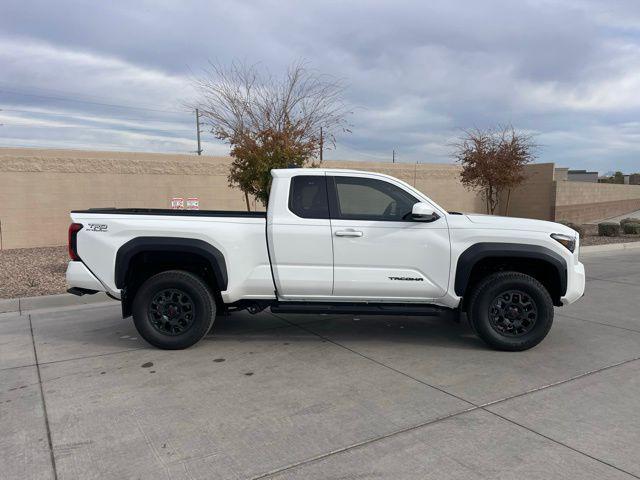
[271,168,396,178]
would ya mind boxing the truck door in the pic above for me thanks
[266,172,334,298]
[327,174,450,300]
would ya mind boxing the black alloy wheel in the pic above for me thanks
[488,289,538,337]
[148,288,196,335]
[468,271,554,351]
[132,270,216,349]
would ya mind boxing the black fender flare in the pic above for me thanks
[114,237,228,290]
[454,243,567,297]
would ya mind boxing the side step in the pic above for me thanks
[270,302,449,316]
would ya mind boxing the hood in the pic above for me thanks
[465,214,577,236]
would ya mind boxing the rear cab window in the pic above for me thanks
[288,175,330,219]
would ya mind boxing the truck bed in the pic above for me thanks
[71,208,267,218]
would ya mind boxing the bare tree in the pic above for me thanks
[454,125,537,215]
[192,61,351,209]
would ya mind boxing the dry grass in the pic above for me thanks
[0,246,68,299]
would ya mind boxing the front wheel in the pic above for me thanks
[468,272,554,351]
[132,270,216,349]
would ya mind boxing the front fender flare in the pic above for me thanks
[454,243,567,297]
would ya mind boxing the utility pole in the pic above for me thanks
[392,149,396,163]
[195,108,203,156]
[319,126,323,162]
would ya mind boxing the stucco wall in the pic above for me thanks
[0,149,254,249]
[554,181,640,224]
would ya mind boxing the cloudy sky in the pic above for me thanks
[1,0,640,172]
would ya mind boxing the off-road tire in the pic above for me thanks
[132,270,216,350]
[468,271,554,351]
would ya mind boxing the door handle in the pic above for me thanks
[335,230,363,237]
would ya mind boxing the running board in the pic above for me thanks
[270,302,449,316]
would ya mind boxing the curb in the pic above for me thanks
[581,241,640,254]
[0,292,117,315]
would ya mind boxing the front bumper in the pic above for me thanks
[561,260,585,305]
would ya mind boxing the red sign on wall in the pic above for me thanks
[171,197,184,209]
[186,197,200,210]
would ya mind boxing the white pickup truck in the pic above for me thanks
[67,168,585,351]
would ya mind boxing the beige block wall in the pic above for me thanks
[1,147,557,249]
[554,168,569,182]
[0,149,255,249]
[555,181,640,223]
[499,163,556,220]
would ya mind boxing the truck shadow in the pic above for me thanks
[208,311,484,351]
[29,305,484,352]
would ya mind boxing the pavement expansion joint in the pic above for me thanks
[28,313,59,480]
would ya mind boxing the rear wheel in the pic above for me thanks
[468,272,553,351]
[132,270,216,349]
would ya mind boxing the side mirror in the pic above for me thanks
[411,203,439,222]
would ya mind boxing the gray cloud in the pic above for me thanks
[1,0,640,172]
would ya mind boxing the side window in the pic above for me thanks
[288,175,330,219]
[330,176,418,221]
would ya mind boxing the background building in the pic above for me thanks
[567,170,599,183]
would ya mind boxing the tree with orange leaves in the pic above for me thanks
[454,126,537,215]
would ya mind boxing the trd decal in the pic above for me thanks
[87,223,108,232]
[388,276,424,281]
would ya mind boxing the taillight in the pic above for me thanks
[68,223,83,260]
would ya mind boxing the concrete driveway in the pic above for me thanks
[2,250,639,480]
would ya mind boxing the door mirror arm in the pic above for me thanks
[412,212,440,222]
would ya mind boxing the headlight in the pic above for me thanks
[551,233,576,253]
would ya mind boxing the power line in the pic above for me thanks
[0,88,185,114]
[333,143,390,161]
[0,83,186,113]
[0,82,181,108]
[0,141,205,154]
[2,122,192,134]
[0,107,190,124]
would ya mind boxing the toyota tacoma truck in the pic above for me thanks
[66,168,585,351]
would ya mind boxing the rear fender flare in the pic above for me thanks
[114,237,228,291]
